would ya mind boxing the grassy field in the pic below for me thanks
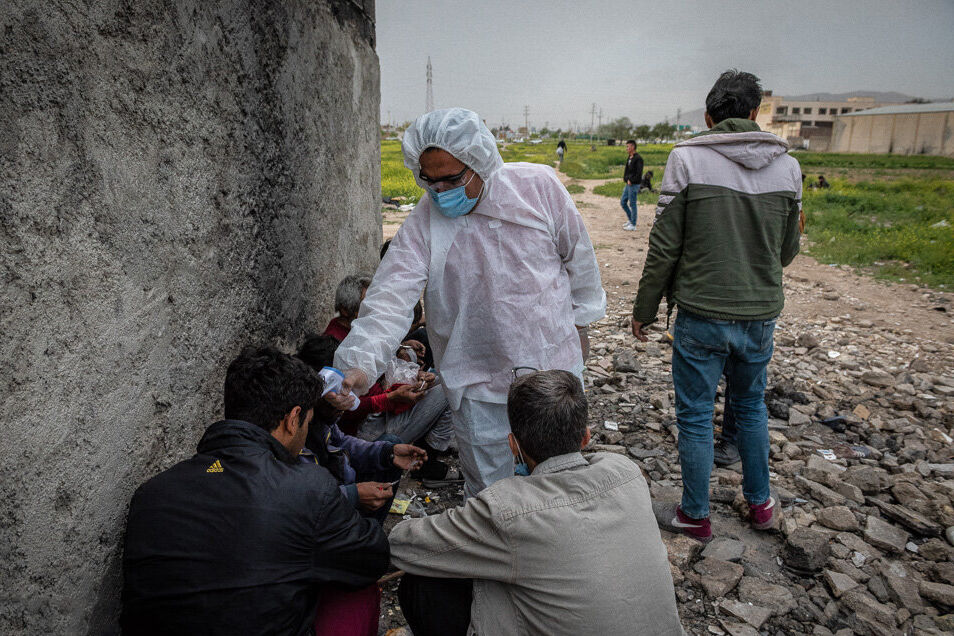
[381,139,954,288]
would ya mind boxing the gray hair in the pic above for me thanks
[334,275,371,317]
[507,370,587,463]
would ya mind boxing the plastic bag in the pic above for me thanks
[384,357,420,389]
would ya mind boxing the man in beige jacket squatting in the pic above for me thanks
[389,370,684,636]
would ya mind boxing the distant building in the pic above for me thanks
[829,102,954,157]
[755,90,893,150]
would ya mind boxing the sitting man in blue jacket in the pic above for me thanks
[121,346,390,636]
[296,335,429,521]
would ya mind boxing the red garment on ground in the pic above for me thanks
[313,583,380,636]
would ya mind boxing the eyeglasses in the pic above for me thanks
[419,167,472,191]
[511,366,539,382]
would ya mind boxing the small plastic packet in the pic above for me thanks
[384,357,420,389]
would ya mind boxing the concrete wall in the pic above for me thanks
[831,111,954,156]
[0,1,380,632]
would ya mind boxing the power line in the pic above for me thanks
[523,105,530,134]
[425,56,434,112]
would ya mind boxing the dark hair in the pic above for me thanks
[296,334,339,371]
[224,346,322,432]
[626,139,636,147]
[379,239,392,260]
[412,300,423,326]
[705,69,762,124]
[507,370,588,463]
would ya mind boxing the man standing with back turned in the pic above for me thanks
[631,70,802,542]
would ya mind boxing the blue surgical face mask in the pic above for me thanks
[513,439,531,477]
[428,173,481,218]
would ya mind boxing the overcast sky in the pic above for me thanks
[376,0,954,130]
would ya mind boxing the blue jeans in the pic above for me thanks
[671,310,776,518]
[620,183,640,225]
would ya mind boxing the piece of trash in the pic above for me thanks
[822,416,847,433]
[827,351,841,359]
[817,449,837,460]
[603,420,619,431]
[389,498,411,515]
[398,204,415,212]
[833,444,871,459]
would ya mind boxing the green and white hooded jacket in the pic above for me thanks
[633,118,802,325]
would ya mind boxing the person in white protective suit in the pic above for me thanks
[330,108,606,497]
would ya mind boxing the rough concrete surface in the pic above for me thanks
[0,1,380,632]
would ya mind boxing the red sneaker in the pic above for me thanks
[749,496,779,530]
[652,501,712,543]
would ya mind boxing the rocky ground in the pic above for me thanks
[376,175,954,635]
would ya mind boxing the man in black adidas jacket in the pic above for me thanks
[121,346,389,635]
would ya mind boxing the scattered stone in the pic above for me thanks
[862,370,896,388]
[867,497,943,537]
[719,622,759,636]
[816,506,860,532]
[627,447,665,460]
[919,538,954,562]
[692,558,744,597]
[841,589,897,632]
[883,572,923,610]
[782,528,831,573]
[702,537,746,563]
[864,515,910,554]
[824,569,859,598]
[664,534,703,569]
[947,526,954,547]
[789,409,812,426]
[795,475,847,507]
[719,599,773,629]
[736,576,796,616]
[920,581,954,608]
[612,349,639,373]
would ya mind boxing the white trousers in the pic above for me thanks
[451,399,513,499]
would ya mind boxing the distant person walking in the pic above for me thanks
[620,140,643,231]
[631,70,802,543]
[556,139,567,163]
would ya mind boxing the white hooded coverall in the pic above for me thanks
[335,108,606,496]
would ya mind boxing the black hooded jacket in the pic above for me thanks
[121,419,389,635]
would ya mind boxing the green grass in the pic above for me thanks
[792,151,954,170]
[381,138,954,289]
[382,140,424,203]
[501,141,673,180]
[803,178,954,287]
[592,178,664,205]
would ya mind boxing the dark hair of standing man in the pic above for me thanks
[705,69,763,124]
[626,140,636,147]
[223,346,322,432]
[507,370,588,463]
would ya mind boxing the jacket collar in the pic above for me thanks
[531,451,588,476]
[693,117,762,136]
[197,419,296,464]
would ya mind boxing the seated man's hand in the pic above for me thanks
[392,444,427,470]
[356,482,393,511]
[631,318,649,342]
[324,391,356,411]
[415,369,436,390]
[387,383,425,405]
